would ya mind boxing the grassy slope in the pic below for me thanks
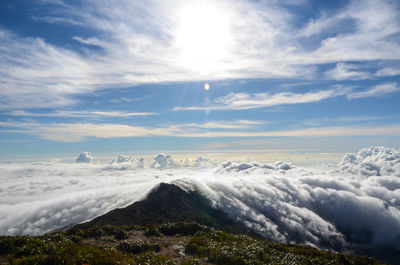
[0,222,384,265]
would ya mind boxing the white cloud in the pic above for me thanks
[174,87,349,111]
[174,82,400,111]
[30,16,82,25]
[190,156,217,168]
[183,120,265,129]
[150,153,178,169]
[301,0,400,63]
[75,152,93,163]
[6,110,156,118]
[347,82,400,99]
[109,155,144,168]
[109,155,134,164]
[375,67,400,77]
[324,63,372,81]
[72,36,103,46]
[303,115,400,127]
[1,0,400,109]
[335,146,400,177]
[203,147,400,250]
[217,160,293,173]
[0,162,192,235]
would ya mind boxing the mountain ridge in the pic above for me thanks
[70,182,246,235]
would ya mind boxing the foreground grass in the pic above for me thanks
[0,222,383,265]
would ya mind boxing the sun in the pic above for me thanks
[174,2,232,74]
[204,82,210,90]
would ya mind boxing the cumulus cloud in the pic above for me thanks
[191,156,218,168]
[107,154,217,169]
[109,155,134,164]
[150,153,178,169]
[109,155,144,169]
[217,160,293,173]
[75,152,93,163]
[1,147,400,257]
[335,146,400,177]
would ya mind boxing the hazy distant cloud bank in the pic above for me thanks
[3,120,400,142]
[1,147,400,254]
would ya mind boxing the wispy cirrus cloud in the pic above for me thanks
[173,83,399,111]
[182,120,265,129]
[325,63,400,80]
[174,87,349,111]
[6,110,156,118]
[304,115,400,126]
[324,63,372,81]
[375,67,400,77]
[347,82,400,99]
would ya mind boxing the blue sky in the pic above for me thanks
[0,0,400,157]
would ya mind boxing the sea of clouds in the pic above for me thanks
[1,147,400,254]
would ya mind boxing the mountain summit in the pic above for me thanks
[72,183,243,234]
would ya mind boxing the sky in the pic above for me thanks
[0,0,400,157]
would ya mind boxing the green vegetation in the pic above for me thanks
[0,222,384,265]
[185,230,381,265]
[118,240,161,254]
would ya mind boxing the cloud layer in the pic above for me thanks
[0,162,194,235]
[1,147,400,256]
[200,147,400,251]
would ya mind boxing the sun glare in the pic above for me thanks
[204,82,210,90]
[174,2,232,74]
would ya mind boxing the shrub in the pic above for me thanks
[118,240,161,255]
[159,222,206,236]
[114,230,129,240]
[144,227,162,237]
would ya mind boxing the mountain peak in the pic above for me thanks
[71,183,243,234]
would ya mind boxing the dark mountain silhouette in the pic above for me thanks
[71,183,245,234]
